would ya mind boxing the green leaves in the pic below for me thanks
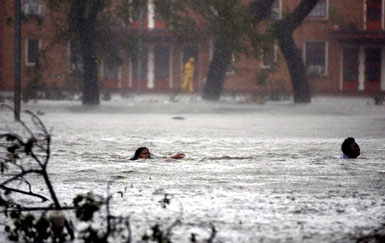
[5,213,52,243]
[73,193,104,222]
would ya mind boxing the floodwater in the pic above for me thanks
[1,95,385,242]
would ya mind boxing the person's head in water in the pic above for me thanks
[341,137,360,158]
[130,147,151,160]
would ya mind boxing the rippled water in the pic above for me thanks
[1,95,385,242]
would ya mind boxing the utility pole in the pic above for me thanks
[14,0,21,121]
[136,6,144,94]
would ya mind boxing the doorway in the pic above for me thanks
[365,47,381,92]
[342,47,359,91]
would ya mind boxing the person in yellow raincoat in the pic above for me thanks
[182,57,195,93]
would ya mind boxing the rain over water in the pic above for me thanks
[1,95,385,242]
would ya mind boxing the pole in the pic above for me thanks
[136,7,144,94]
[14,0,21,121]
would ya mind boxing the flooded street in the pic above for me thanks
[1,95,385,242]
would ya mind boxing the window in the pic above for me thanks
[308,0,327,18]
[270,0,281,20]
[343,47,359,82]
[367,0,382,21]
[226,54,236,74]
[132,46,148,80]
[27,38,39,65]
[262,43,276,68]
[69,42,83,74]
[154,45,170,80]
[23,0,45,17]
[365,48,381,82]
[104,62,119,79]
[305,41,326,75]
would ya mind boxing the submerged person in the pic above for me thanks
[130,147,185,160]
[340,137,360,159]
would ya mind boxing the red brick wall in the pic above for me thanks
[223,0,367,95]
[1,0,15,91]
[0,0,375,95]
[0,0,71,92]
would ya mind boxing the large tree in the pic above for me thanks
[68,0,105,105]
[156,0,320,103]
[203,0,279,100]
[205,0,319,102]
[47,0,142,105]
[154,0,276,100]
[271,0,320,103]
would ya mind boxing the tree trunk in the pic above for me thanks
[202,38,232,100]
[202,0,276,101]
[277,31,310,103]
[69,0,102,105]
[273,0,319,103]
[81,33,100,105]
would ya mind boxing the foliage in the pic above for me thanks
[154,0,277,100]
[23,63,46,102]
[5,212,52,242]
[154,0,259,54]
[44,0,144,105]
[73,193,104,222]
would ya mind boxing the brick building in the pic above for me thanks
[1,0,385,97]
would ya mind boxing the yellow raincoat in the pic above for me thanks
[182,57,195,93]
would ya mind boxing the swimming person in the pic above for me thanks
[340,137,360,159]
[130,147,185,160]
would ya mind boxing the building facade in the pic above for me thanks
[1,0,385,97]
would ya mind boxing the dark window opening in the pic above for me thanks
[104,62,119,79]
[309,0,327,17]
[270,0,281,20]
[262,44,275,67]
[368,7,381,21]
[305,41,326,75]
[365,48,381,82]
[154,45,170,80]
[343,47,359,82]
[27,38,39,64]
[69,42,83,74]
[132,47,148,80]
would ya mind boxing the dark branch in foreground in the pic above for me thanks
[0,185,49,202]
[2,206,75,213]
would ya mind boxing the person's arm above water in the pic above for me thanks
[168,152,185,159]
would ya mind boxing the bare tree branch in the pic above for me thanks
[0,185,48,202]
[206,223,217,243]
[2,206,75,213]
[0,169,43,186]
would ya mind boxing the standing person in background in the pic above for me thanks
[182,57,195,93]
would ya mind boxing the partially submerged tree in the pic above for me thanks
[270,0,320,103]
